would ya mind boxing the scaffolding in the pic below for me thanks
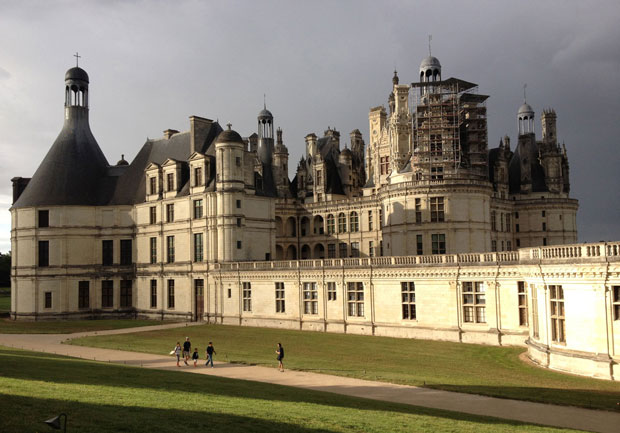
[410,77,488,181]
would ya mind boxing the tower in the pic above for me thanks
[273,127,290,197]
[256,105,277,196]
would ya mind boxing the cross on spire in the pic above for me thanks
[263,93,266,109]
[428,34,432,56]
[523,83,527,102]
[74,52,81,67]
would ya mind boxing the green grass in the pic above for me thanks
[0,287,10,313]
[0,318,171,334]
[70,324,620,411]
[0,346,586,433]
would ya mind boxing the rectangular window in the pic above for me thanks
[431,233,446,254]
[430,197,444,222]
[120,280,132,308]
[194,199,203,219]
[44,291,52,309]
[542,222,547,231]
[167,280,175,309]
[368,210,373,231]
[243,282,252,312]
[350,212,359,232]
[194,233,203,262]
[612,286,620,320]
[491,240,497,252]
[416,234,423,255]
[550,285,565,343]
[327,215,335,234]
[78,281,89,309]
[339,212,348,233]
[237,240,242,249]
[236,157,241,167]
[166,203,174,222]
[518,281,528,326]
[380,156,389,175]
[275,282,285,313]
[120,239,132,265]
[339,242,347,258]
[327,282,337,301]
[369,241,374,257]
[102,240,113,266]
[379,240,384,256]
[316,170,322,186]
[150,237,157,264]
[515,211,519,219]
[543,237,547,246]
[149,206,157,224]
[347,282,364,317]
[38,240,49,267]
[236,199,241,209]
[102,280,113,308]
[195,278,204,297]
[542,210,546,217]
[194,167,203,186]
[415,198,422,223]
[379,208,383,228]
[430,166,443,180]
[506,214,511,232]
[328,243,336,258]
[237,218,242,227]
[401,282,416,320]
[462,282,485,323]
[166,173,174,191]
[150,280,157,308]
[351,242,360,258]
[38,210,49,228]
[516,224,520,233]
[491,211,497,231]
[507,240,512,251]
[303,282,318,314]
[149,177,157,195]
[500,213,505,232]
[531,284,539,338]
[166,236,175,263]
[516,238,521,247]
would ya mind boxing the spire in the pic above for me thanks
[428,34,432,56]
[74,52,81,67]
[392,70,399,85]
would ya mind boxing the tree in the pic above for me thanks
[0,252,10,288]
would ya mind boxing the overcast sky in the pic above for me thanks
[0,0,618,253]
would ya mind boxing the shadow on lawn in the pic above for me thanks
[0,347,568,429]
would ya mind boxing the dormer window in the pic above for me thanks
[194,167,203,186]
[166,173,174,192]
[149,177,157,195]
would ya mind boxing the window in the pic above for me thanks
[380,156,389,175]
[303,282,318,314]
[531,284,539,338]
[350,212,359,232]
[38,210,49,228]
[379,208,383,228]
[235,156,241,167]
[347,282,364,317]
[102,240,113,266]
[237,218,242,227]
[431,166,443,180]
[166,173,174,191]
[120,280,132,308]
[339,242,347,258]
[507,240,512,251]
[369,241,374,257]
[243,282,252,312]
[327,282,337,301]
[431,234,446,254]
[149,176,157,195]
[227,288,232,298]
[462,282,485,323]
[516,238,521,247]
[612,286,620,321]
[415,198,422,223]
[430,197,444,222]
[328,243,336,258]
[316,170,322,186]
[194,199,203,219]
[542,222,547,231]
[167,280,175,309]
[44,292,52,309]
[550,285,565,343]
[150,237,157,264]
[38,240,49,267]
[516,224,520,232]
[275,282,285,313]
[500,213,504,232]
[236,199,241,209]
[338,213,346,233]
[102,280,113,308]
[237,240,242,249]
[542,210,546,217]
[491,211,497,231]
[368,210,373,231]
[166,204,174,222]
[327,214,335,234]
[379,240,384,256]
[515,211,519,219]
[194,167,203,186]
[416,234,423,255]
[78,281,89,309]
[401,282,416,320]
[150,280,157,308]
[149,206,156,224]
[491,240,497,252]
[351,242,360,257]
[120,239,132,265]
[166,236,175,263]
[506,214,511,232]
[194,233,203,262]
[518,281,528,326]
[543,238,547,246]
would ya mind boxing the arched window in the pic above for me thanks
[338,213,346,233]
[349,212,359,232]
[327,214,335,235]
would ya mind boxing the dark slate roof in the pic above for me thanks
[13,107,109,208]
[324,158,344,195]
[508,138,548,194]
[65,67,89,83]
[215,128,243,144]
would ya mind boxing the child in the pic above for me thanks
[173,342,182,367]
[276,342,284,372]
[192,347,199,367]
[205,342,216,367]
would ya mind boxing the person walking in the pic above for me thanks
[205,342,216,368]
[192,348,199,367]
[172,342,182,367]
[182,337,191,366]
[276,342,284,372]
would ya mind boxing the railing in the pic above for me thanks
[520,241,620,262]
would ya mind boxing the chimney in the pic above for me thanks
[190,116,214,154]
[163,129,179,139]
[11,177,30,204]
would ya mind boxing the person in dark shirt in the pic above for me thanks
[192,348,199,367]
[276,342,284,372]
[205,342,216,367]
[182,337,191,366]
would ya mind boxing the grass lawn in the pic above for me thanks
[70,323,620,411]
[0,287,10,313]
[0,318,171,334]
[0,346,585,433]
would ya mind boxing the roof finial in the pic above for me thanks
[226,122,232,130]
[263,93,266,110]
[523,83,527,103]
[74,52,81,67]
[428,34,432,56]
